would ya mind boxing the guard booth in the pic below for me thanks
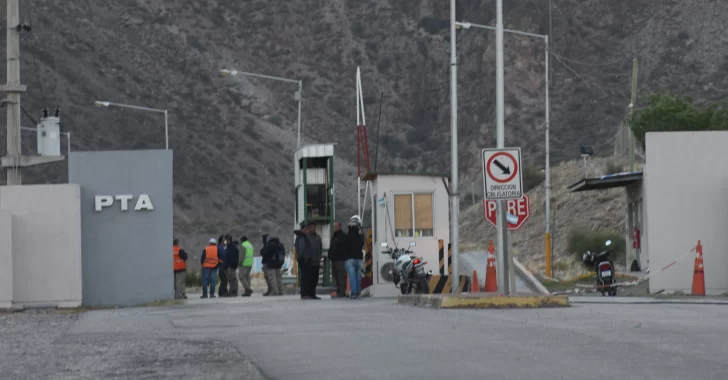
[293,144,335,287]
[359,172,468,296]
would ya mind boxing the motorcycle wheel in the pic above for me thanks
[400,282,409,295]
[609,288,617,296]
[416,277,430,294]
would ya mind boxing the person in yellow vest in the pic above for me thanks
[240,236,254,297]
[172,239,188,299]
[200,238,220,299]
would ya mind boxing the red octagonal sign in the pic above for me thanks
[483,195,530,231]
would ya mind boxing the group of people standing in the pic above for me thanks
[173,234,286,299]
[173,215,365,301]
[295,215,365,300]
[199,235,256,298]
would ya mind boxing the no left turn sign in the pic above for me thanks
[482,147,523,200]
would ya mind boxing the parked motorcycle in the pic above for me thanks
[380,241,432,295]
[582,240,618,296]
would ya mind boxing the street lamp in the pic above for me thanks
[94,100,169,150]
[220,69,303,149]
[455,20,553,279]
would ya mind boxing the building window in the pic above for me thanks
[393,192,434,237]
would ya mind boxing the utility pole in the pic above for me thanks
[449,0,460,292]
[1,0,63,185]
[3,0,24,185]
[494,0,513,295]
[628,58,638,172]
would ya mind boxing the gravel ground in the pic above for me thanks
[0,309,266,380]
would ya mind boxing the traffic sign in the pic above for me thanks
[482,147,523,200]
[483,195,530,231]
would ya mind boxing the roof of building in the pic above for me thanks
[361,171,450,181]
[568,171,643,192]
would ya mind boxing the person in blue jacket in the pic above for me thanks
[224,235,240,297]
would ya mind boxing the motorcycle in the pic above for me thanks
[582,240,618,296]
[380,241,432,295]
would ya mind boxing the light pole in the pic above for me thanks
[220,69,303,149]
[94,101,169,150]
[449,0,460,292]
[455,20,553,279]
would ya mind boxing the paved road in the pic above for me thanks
[3,295,728,380]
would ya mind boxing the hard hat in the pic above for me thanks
[348,215,362,227]
[209,238,217,244]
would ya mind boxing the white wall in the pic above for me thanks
[645,132,728,294]
[372,175,449,284]
[0,212,12,308]
[0,184,82,307]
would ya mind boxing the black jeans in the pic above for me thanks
[331,260,347,296]
[299,260,319,297]
[218,266,228,296]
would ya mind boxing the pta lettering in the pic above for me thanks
[94,194,154,212]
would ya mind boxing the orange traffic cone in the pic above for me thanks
[485,240,498,292]
[471,270,480,292]
[692,240,705,296]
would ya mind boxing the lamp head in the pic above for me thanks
[94,101,110,107]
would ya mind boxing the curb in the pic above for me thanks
[568,297,728,305]
[397,293,570,309]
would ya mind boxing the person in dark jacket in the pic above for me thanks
[261,234,285,296]
[344,215,365,299]
[217,235,228,297]
[328,221,348,298]
[294,221,323,300]
[224,235,240,297]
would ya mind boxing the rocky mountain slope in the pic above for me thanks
[1,0,726,247]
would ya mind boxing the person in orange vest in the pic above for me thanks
[200,238,220,299]
[173,238,189,299]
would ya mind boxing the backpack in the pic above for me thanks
[271,242,286,267]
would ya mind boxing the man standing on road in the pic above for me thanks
[295,221,323,300]
[224,235,240,297]
[344,216,365,299]
[240,236,254,297]
[261,234,286,296]
[328,221,347,298]
[173,239,188,299]
[200,238,219,299]
[217,235,228,297]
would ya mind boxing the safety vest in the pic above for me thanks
[241,241,254,267]
[202,245,219,268]
[173,245,186,271]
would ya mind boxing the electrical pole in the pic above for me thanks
[449,0,460,292]
[495,0,513,295]
[1,0,64,185]
[3,0,24,185]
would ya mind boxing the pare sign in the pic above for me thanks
[94,194,154,212]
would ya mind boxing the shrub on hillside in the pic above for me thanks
[567,229,626,266]
[522,166,544,192]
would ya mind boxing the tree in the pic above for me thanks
[630,93,728,149]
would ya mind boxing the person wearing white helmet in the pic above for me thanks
[344,215,365,299]
[200,238,220,299]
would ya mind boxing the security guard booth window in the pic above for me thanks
[394,192,434,237]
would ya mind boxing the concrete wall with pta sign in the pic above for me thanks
[645,131,728,294]
[69,150,173,307]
